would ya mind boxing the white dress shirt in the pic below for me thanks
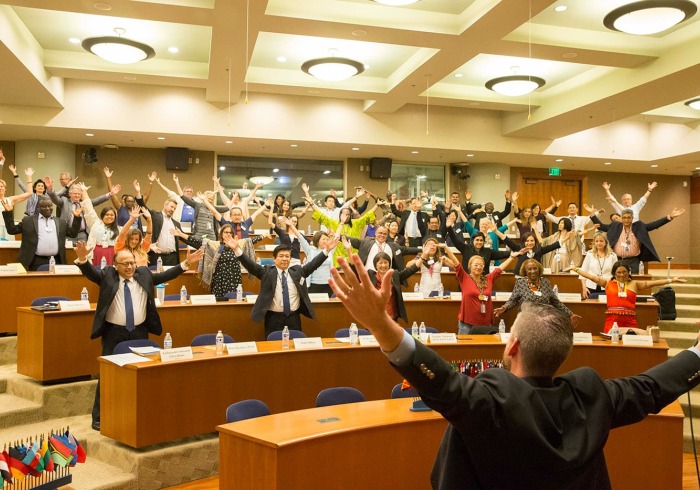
[35,216,59,257]
[364,241,392,270]
[270,267,300,313]
[156,216,177,252]
[106,277,148,327]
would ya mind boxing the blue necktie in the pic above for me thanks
[281,271,291,316]
[124,280,135,332]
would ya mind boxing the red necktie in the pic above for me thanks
[236,223,242,239]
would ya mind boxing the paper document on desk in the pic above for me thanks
[101,353,154,366]
[130,346,161,355]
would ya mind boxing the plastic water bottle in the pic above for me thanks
[419,321,427,338]
[611,322,620,344]
[569,260,575,274]
[554,253,561,271]
[215,330,225,355]
[552,284,559,297]
[164,333,173,349]
[414,283,420,293]
[438,283,444,299]
[498,319,506,334]
[100,256,107,270]
[157,256,163,272]
[411,321,418,339]
[80,287,88,302]
[236,284,243,302]
[48,256,55,274]
[307,224,312,235]
[349,322,359,345]
[282,326,290,349]
[639,262,645,275]
[180,285,188,304]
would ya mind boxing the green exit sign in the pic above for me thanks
[548,168,561,176]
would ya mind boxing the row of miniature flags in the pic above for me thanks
[451,359,504,378]
[0,429,86,487]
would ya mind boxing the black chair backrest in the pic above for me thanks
[31,296,70,306]
[112,339,161,355]
[316,387,366,407]
[191,333,235,346]
[225,399,271,423]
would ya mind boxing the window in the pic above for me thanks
[390,164,445,207]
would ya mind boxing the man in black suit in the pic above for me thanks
[391,197,428,247]
[2,197,81,270]
[345,226,421,273]
[74,242,203,431]
[136,189,183,266]
[590,206,684,274]
[472,189,513,229]
[228,237,338,337]
[328,253,700,490]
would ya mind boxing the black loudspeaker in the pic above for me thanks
[370,157,392,179]
[83,147,98,164]
[165,147,189,171]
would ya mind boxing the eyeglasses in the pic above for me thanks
[115,261,136,267]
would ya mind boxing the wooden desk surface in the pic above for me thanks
[217,398,682,490]
[16,298,661,382]
[99,338,668,448]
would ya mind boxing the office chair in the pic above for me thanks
[191,333,235,346]
[391,383,419,399]
[224,291,254,299]
[112,339,161,355]
[259,258,275,266]
[36,264,51,272]
[334,328,371,338]
[225,399,271,423]
[403,326,439,334]
[30,296,70,306]
[428,290,452,298]
[267,329,307,341]
[164,293,189,301]
[316,387,366,407]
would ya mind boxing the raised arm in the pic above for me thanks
[141,172,157,204]
[438,242,459,268]
[103,167,121,209]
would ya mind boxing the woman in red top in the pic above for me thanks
[456,252,518,334]
[571,260,686,332]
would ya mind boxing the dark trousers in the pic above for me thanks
[620,256,642,275]
[92,322,148,423]
[148,250,180,267]
[407,237,422,247]
[264,310,302,338]
[29,254,59,271]
[308,283,333,297]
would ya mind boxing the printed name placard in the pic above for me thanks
[358,335,379,346]
[160,346,194,362]
[58,300,91,311]
[403,292,424,300]
[309,293,330,303]
[558,293,582,302]
[494,292,512,301]
[226,342,258,355]
[293,337,323,350]
[622,335,653,346]
[55,265,81,274]
[573,332,593,344]
[429,333,457,344]
[189,294,217,305]
[0,265,18,274]
[498,333,510,343]
[245,295,258,304]
[450,292,462,301]
[597,295,607,302]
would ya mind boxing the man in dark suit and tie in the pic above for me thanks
[2,197,81,270]
[328,253,700,489]
[472,189,513,230]
[135,190,183,266]
[74,241,203,431]
[345,226,421,274]
[391,197,428,247]
[227,237,338,337]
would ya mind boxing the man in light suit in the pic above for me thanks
[345,226,421,273]
[74,241,203,431]
[328,253,700,490]
[227,238,337,337]
[2,197,81,270]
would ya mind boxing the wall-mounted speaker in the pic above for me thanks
[369,157,392,179]
[83,147,98,164]
[165,147,189,171]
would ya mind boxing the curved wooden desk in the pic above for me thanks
[218,398,682,490]
[99,338,668,448]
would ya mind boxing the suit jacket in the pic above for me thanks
[591,214,670,262]
[472,200,512,229]
[238,250,328,323]
[136,197,183,247]
[347,237,420,272]
[77,260,186,339]
[48,191,110,222]
[3,210,81,269]
[446,226,510,273]
[391,205,428,238]
[368,265,418,322]
[395,342,700,490]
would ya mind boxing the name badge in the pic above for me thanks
[299,277,305,286]
[618,292,627,298]
[160,347,194,362]
[534,291,542,296]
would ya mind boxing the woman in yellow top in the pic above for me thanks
[302,183,384,267]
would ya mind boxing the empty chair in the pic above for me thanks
[31,296,70,306]
[316,387,366,407]
[191,333,235,346]
[148,265,158,271]
[404,326,439,334]
[224,291,254,299]
[469,326,498,334]
[225,399,271,423]
[428,290,452,297]
[334,328,371,338]
[267,329,307,341]
[164,293,189,301]
[391,383,419,399]
[112,339,161,355]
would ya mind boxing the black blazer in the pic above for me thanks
[238,250,328,323]
[368,265,418,322]
[77,261,187,339]
[446,226,510,274]
[136,197,183,246]
[472,200,512,229]
[395,341,700,490]
[391,205,428,237]
[591,214,671,262]
[3,210,81,269]
[347,237,420,272]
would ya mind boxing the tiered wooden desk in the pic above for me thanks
[16,299,660,382]
[218,397,683,490]
[98,337,669,448]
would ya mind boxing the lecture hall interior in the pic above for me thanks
[2,0,700,488]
